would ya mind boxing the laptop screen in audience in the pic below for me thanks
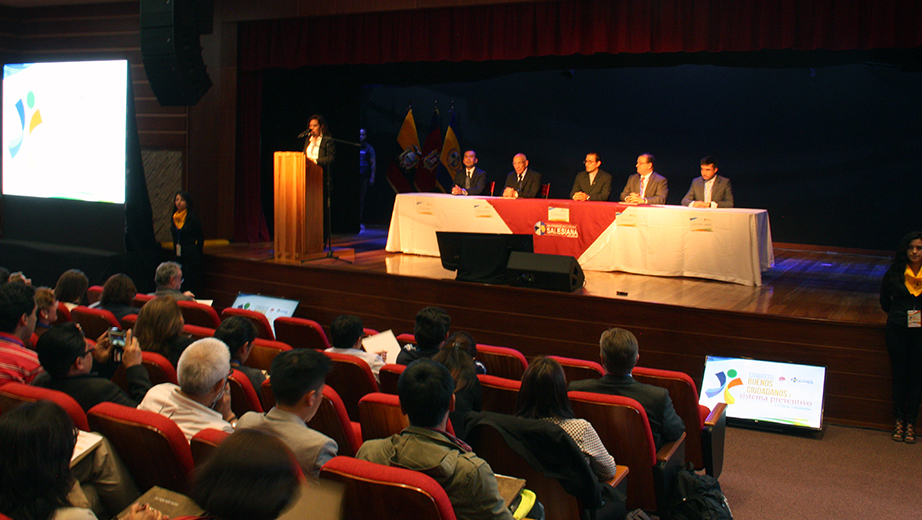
[229,293,300,336]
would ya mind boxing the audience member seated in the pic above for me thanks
[516,357,617,480]
[134,295,193,367]
[0,282,44,384]
[395,306,451,365]
[33,286,58,339]
[150,261,195,301]
[568,328,685,450]
[0,266,9,284]
[432,338,482,437]
[237,349,338,479]
[138,338,236,441]
[54,269,89,310]
[356,359,515,520]
[35,324,152,411]
[89,274,141,322]
[443,331,487,374]
[325,314,384,381]
[0,400,161,520]
[214,316,265,393]
[191,429,301,520]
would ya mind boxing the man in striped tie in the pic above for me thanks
[620,153,668,205]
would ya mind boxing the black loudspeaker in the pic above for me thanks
[456,236,518,285]
[140,0,212,106]
[506,251,585,292]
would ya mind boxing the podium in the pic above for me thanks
[274,151,323,261]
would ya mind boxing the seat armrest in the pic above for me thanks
[656,432,686,464]
[605,465,630,488]
[704,401,727,428]
[653,433,686,518]
[702,402,727,478]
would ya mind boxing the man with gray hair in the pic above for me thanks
[138,337,236,441]
[151,261,195,301]
[568,327,684,450]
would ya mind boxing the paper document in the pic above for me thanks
[362,329,402,365]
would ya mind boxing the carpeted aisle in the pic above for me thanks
[719,424,922,518]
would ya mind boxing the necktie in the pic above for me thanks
[518,174,524,190]
[639,177,647,198]
[704,180,712,204]
[466,171,472,189]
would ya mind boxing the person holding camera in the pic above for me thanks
[35,323,153,412]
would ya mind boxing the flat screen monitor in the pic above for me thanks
[699,355,827,430]
[435,232,534,271]
[229,292,300,336]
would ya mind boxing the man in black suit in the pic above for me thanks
[568,327,685,450]
[35,323,152,412]
[303,114,336,240]
[503,153,542,198]
[570,152,612,201]
[620,153,668,205]
[681,156,734,208]
[452,150,488,196]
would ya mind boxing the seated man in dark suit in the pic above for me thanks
[452,150,488,196]
[395,306,451,365]
[502,153,542,199]
[568,327,684,450]
[570,152,612,201]
[681,156,734,208]
[36,323,152,411]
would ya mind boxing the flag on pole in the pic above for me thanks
[387,108,419,193]
[438,111,462,192]
[415,108,441,192]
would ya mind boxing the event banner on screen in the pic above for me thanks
[2,60,128,203]
[699,356,826,429]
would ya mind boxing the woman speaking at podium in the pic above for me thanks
[303,114,336,243]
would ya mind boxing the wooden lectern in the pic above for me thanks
[274,152,323,261]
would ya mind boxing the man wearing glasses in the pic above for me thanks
[35,324,152,412]
[570,152,612,202]
[138,337,236,441]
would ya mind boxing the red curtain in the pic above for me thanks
[235,70,270,243]
[239,0,922,72]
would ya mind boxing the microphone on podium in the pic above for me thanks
[297,129,312,139]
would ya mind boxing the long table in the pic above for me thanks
[385,193,774,286]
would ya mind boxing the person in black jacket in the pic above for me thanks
[35,323,152,412]
[171,191,204,296]
[880,231,922,443]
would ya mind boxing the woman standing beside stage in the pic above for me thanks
[171,191,204,296]
[880,231,922,443]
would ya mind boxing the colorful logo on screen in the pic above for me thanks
[705,369,743,404]
[8,91,42,159]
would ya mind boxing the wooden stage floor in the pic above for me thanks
[209,227,889,325]
[203,226,892,428]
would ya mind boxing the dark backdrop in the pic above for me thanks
[259,49,922,251]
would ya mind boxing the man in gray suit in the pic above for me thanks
[681,156,734,208]
[237,348,338,478]
[620,153,668,205]
[568,328,685,450]
[570,152,612,201]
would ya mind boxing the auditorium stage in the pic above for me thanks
[201,227,891,429]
